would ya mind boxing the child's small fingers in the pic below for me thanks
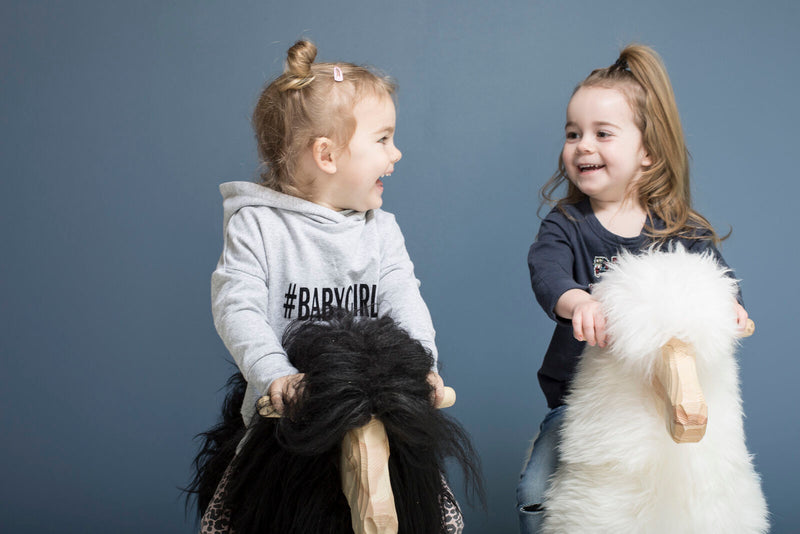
[269,390,285,415]
[573,314,584,342]
[429,382,442,405]
[595,311,606,329]
[595,317,607,347]
[597,332,608,348]
[583,315,596,346]
[732,302,748,329]
[288,373,305,398]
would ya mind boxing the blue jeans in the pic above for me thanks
[516,405,566,534]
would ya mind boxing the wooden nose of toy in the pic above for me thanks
[653,319,754,444]
[255,385,458,533]
[654,338,708,443]
[340,417,398,534]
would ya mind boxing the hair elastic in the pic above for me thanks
[613,57,629,71]
[333,66,343,82]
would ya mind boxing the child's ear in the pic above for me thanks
[311,137,337,175]
[641,151,652,167]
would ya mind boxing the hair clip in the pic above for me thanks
[333,66,343,82]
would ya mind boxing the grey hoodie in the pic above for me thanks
[211,181,437,422]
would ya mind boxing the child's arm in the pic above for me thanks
[374,211,440,403]
[529,212,612,346]
[528,214,587,324]
[211,210,299,404]
[374,211,437,358]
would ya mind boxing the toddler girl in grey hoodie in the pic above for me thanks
[211,40,443,433]
[199,39,462,534]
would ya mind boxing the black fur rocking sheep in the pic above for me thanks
[187,311,483,534]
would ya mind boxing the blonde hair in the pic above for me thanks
[252,40,397,197]
[542,44,723,245]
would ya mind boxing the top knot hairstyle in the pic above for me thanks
[542,44,723,245]
[253,40,397,198]
[187,311,484,533]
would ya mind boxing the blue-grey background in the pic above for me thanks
[2,1,798,532]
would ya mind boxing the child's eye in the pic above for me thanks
[565,131,579,140]
[378,136,389,144]
[597,131,612,138]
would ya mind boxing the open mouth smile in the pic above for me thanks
[578,164,605,172]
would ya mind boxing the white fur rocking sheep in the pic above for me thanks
[542,247,769,534]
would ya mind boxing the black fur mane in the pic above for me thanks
[187,311,483,533]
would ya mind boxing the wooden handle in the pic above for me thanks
[258,386,457,418]
[256,395,281,418]
[437,386,456,409]
[739,318,755,338]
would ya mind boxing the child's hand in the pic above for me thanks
[734,301,749,332]
[427,371,445,407]
[555,289,608,348]
[267,373,305,415]
[571,298,608,348]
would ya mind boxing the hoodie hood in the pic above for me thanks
[220,181,364,228]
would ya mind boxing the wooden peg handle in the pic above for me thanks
[256,395,280,418]
[437,386,456,409]
[258,386,457,418]
[739,319,755,338]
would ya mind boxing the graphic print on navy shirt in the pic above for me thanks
[593,255,619,278]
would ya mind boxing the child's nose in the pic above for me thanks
[577,139,595,153]
[392,146,402,163]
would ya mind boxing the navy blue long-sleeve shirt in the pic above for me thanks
[528,198,740,409]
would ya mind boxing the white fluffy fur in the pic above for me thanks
[542,247,768,533]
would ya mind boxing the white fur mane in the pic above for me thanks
[542,247,768,533]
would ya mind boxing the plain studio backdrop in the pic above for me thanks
[2,1,798,532]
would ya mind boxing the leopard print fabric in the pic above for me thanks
[199,466,463,534]
[440,477,465,534]
[199,466,234,534]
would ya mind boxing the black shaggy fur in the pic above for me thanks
[187,311,484,533]
[185,370,248,516]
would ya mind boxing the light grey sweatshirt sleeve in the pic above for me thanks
[375,211,438,365]
[211,208,298,395]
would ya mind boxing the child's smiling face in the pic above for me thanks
[562,86,651,203]
[319,94,402,212]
